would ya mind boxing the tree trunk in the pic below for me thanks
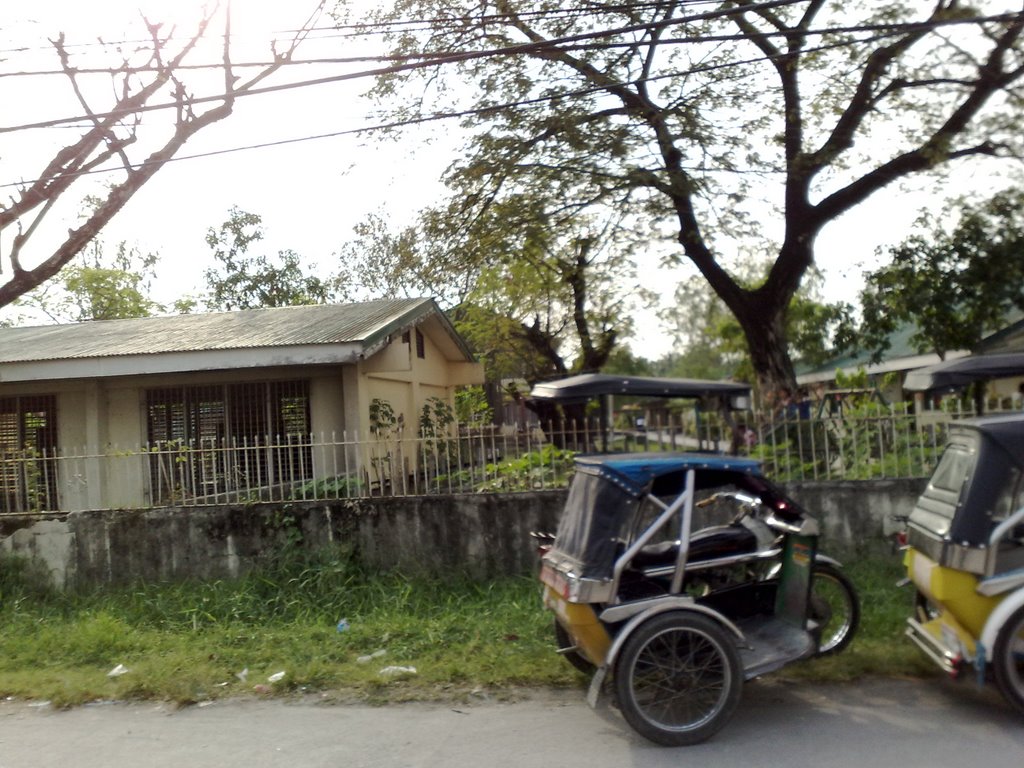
[734,302,798,401]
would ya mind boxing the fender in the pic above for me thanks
[586,598,746,708]
[600,598,745,672]
[979,585,1024,662]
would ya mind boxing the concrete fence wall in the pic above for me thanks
[0,479,927,590]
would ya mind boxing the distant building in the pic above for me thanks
[797,313,1024,404]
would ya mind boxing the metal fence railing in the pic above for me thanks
[1,400,1017,514]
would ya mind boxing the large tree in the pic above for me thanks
[350,0,1024,393]
[0,3,324,308]
[841,188,1024,362]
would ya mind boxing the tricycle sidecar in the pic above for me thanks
[539,453,858,745]
[903,413,1024,713]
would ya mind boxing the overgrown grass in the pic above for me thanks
[0,546,933,707]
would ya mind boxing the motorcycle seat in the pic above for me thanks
[631,525,759,569]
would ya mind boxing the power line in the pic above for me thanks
[1,1,1010,135]
[0,16,990,192]
[1,1,1017,189]
[0,1,719,57]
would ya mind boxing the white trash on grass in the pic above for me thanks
[379,666,417,678]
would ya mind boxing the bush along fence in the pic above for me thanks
[0,398,1015,515]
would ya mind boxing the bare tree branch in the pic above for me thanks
[0,2,324,309]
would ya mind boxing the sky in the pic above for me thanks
[1,2,1016,361]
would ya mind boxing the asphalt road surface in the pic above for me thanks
[2,677,1022,768]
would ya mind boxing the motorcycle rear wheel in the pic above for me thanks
[809,563,860,656]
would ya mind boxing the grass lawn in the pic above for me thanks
[0,546,936,707]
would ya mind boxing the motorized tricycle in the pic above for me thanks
[537,452,859,745]
[902,412,1024,714]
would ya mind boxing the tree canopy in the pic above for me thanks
[840,189,1024,362]
[337,191,650,384]
[349,0,1024,392]
[203,208,332,311]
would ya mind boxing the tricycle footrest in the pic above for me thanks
[738,616,815,679]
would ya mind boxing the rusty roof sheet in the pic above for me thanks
[0,299,441,364]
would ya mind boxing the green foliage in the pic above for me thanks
[752,395,945,483]
[290,475,362,500]
[0,547,575,706]
[350,0,1024,389]
[418,396,454,439]
[0,551,930,705]
[601,347,657,376]
[843,189,1024,362]
[0,551,56,603]
[15,239,161,322]
[454,386,493,426]
[473,445,577,492]
[368,398,397,437]
[204,207,331,310]
[339,192,648,384]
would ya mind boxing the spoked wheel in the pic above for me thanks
[993,604,1024,715]
[614,612,742,746]
[809,563,860,657]
[553,618,596,675]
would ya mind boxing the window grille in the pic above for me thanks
[0,395,58,513]
[145,381,311,503]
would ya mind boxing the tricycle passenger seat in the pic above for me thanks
[631,525,758,569]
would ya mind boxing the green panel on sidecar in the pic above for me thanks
[775,534,816,626]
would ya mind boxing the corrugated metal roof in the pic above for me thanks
[0,299,437,364]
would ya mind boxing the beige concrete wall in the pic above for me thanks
[103,382,148,508]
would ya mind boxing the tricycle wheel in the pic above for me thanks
[809,563,860,657]
[614,611,741,746]
[553,618,596,675]
[993,604,1024,715]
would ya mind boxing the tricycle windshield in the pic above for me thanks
[911,416,1024,546]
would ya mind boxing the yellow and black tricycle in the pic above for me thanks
[903,413,1024,714]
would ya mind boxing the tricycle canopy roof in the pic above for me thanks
[529,373,752,404]
[903,352,1024,392]
[957,413,1024,465]
[574,453,763,497]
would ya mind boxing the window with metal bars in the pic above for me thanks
[0,395,58,513]
[145,381,311,503]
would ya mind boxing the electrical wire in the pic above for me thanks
[1,1,1012,135]
[0,1,1019,189]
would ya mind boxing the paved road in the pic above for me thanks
[1,677,1022,768]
